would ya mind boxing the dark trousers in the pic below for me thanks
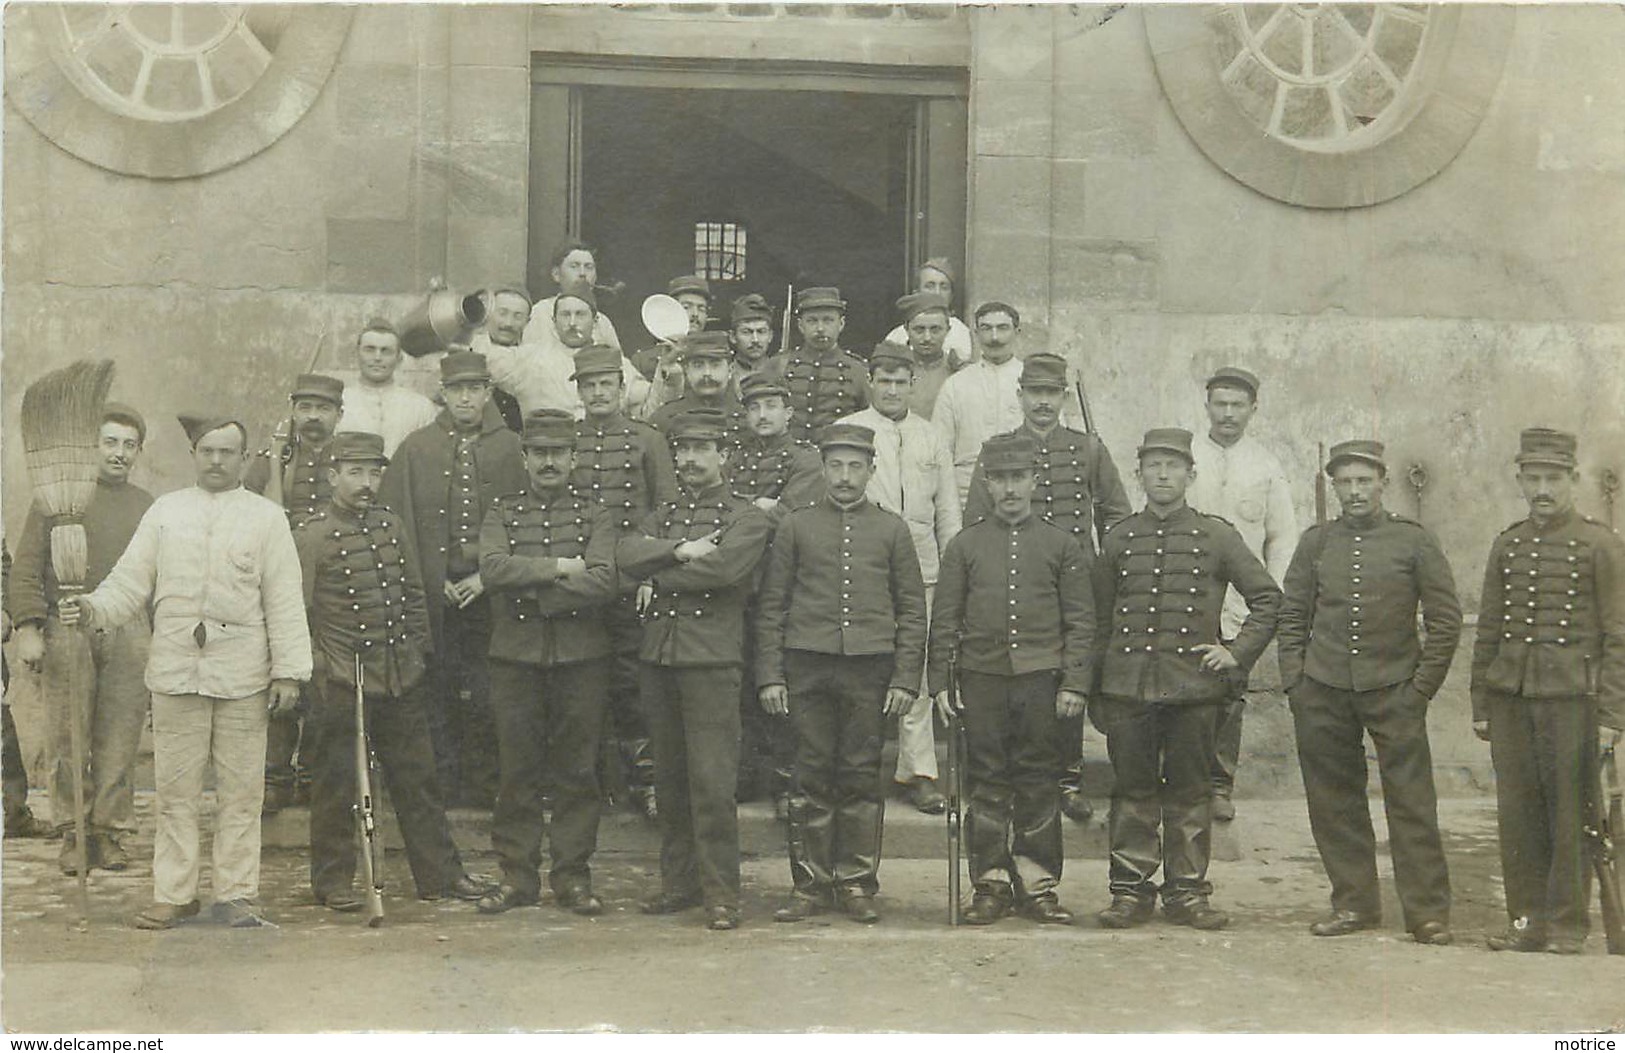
[785,650,890,898]
[2,703,29,822]
[305,677,462,899]
[1098,698,1220,905]
[488,658,607,896]
[738,610,793,800]
[265,706,306,794]
[431,596,498,807]
[641,663,742,908]
[1290,677,1450,928]
[962,669,1064,901]
[1056,713,1085,794]
[1211,694,1246,792]
[1488,692,1595,940]
[605,596,653,793]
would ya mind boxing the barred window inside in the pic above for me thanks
[695,221,746,281]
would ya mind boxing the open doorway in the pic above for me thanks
[530,60,968,357]
[580,86,912,350]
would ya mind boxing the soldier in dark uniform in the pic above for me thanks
[571,344,679,820]
[476,410,619,915]
[728,292,780,397]
[630,274,714,382]
[293,432,490,909]
[1278,439,1461,946]
[617,408,773,930]
[1472,427,1625,954]
[729,371,824,811]
[647,332,747,440]
[247,372,344,814]
[379,351,527,809]
[1092,428,1280,931]
[781,286,870,445]
[757,423,928,924]
[965,353,1132,823]
[929,433,1095,924]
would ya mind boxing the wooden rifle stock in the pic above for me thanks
[1591,740,1624,954]
[946,662,967,926]
[354,654,385,927]
[1314,442,1328,526]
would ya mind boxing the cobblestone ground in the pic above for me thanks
[2,794,1622,1033]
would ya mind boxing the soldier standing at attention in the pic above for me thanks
[756,423,927,924]
[617,409,772,930]
[929,433,1094,925]
[476,411,619,916]
[379,351,527,809]
[1472,428,1625,955]
[838,344,962,815]
[966,352,1132,823]
[1277,439,1460,946]
[294,432,490,910]
[1184,366,1297,821]
[570,344,678,821]
[247,373,345,814]
[780,287,870,445]
[1092,429,1280,931]
[728,371,823,812]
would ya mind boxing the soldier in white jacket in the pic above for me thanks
[63,414,311,931]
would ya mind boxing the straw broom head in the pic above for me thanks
[20,358,116,588]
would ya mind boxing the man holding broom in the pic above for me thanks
[61,413,311,930]
[10,403,153,874]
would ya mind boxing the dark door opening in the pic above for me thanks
[578,86,916,353]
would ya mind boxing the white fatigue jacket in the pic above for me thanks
[521,294,622,350]
[479,334,652,421]
[932,355,1025,507]
[83,485,311,699]
[334,374,439,455]
[838,407,962,587]
[1185,430,1298,639]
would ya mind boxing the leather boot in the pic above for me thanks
[963,884,1013,926]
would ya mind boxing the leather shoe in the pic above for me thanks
[1096,895,1154,929]
[841,893,880,924]
[555,884,604,917]
[640,890,703,915]
[774,892,826,923]
[318,890,365,913]
[1164,898,1230,931]
[3,810,57,839]
[962,891,1012,926]
[1059,790,1094,824]
[707,906,741,931]
[1310,910,1380,937]
[1020,895,1074,925]
[93,832,129,871]
[448,874,496,901]
[132,900,201,930]
[910,778,947,815]
[476,885,539,915]
[1486,922,1546,953]
[1412,920,1452,946]
[60,831,98,876]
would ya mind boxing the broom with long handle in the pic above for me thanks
[21,359,115,928]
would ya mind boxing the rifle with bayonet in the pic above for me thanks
[780,283,795,358]
[354,653,385,927]
[945,661,968,926]
[1588,737,1623,953]
[1315,441,1328,526]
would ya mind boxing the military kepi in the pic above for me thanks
[731,293,772,325]
[1206,366,1260,399]
[521,409,577,449]
[739,371,790,405]
[670,407,730,442]
[440,350,491,383]
[979,432,1038,471]
[818,423,876,455]
[1138,428,1195,464]
[1514,427,1578,469]
[569,344,623,381]
[794,286,846,313]
[1324,439,1386,474]
[328,431,389,465]
[895,291,950,323]
[1019,353,1069,390]
[678,331,732,360]
[291,373,344,405]
[868,341,915,373]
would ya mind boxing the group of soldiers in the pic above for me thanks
[2,242,1619,952]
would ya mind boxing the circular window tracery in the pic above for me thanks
[5,3,350,179]
[1145,3,1514,208]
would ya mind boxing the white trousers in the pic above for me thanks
[150,691,268,905]
[893,586,939,783]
